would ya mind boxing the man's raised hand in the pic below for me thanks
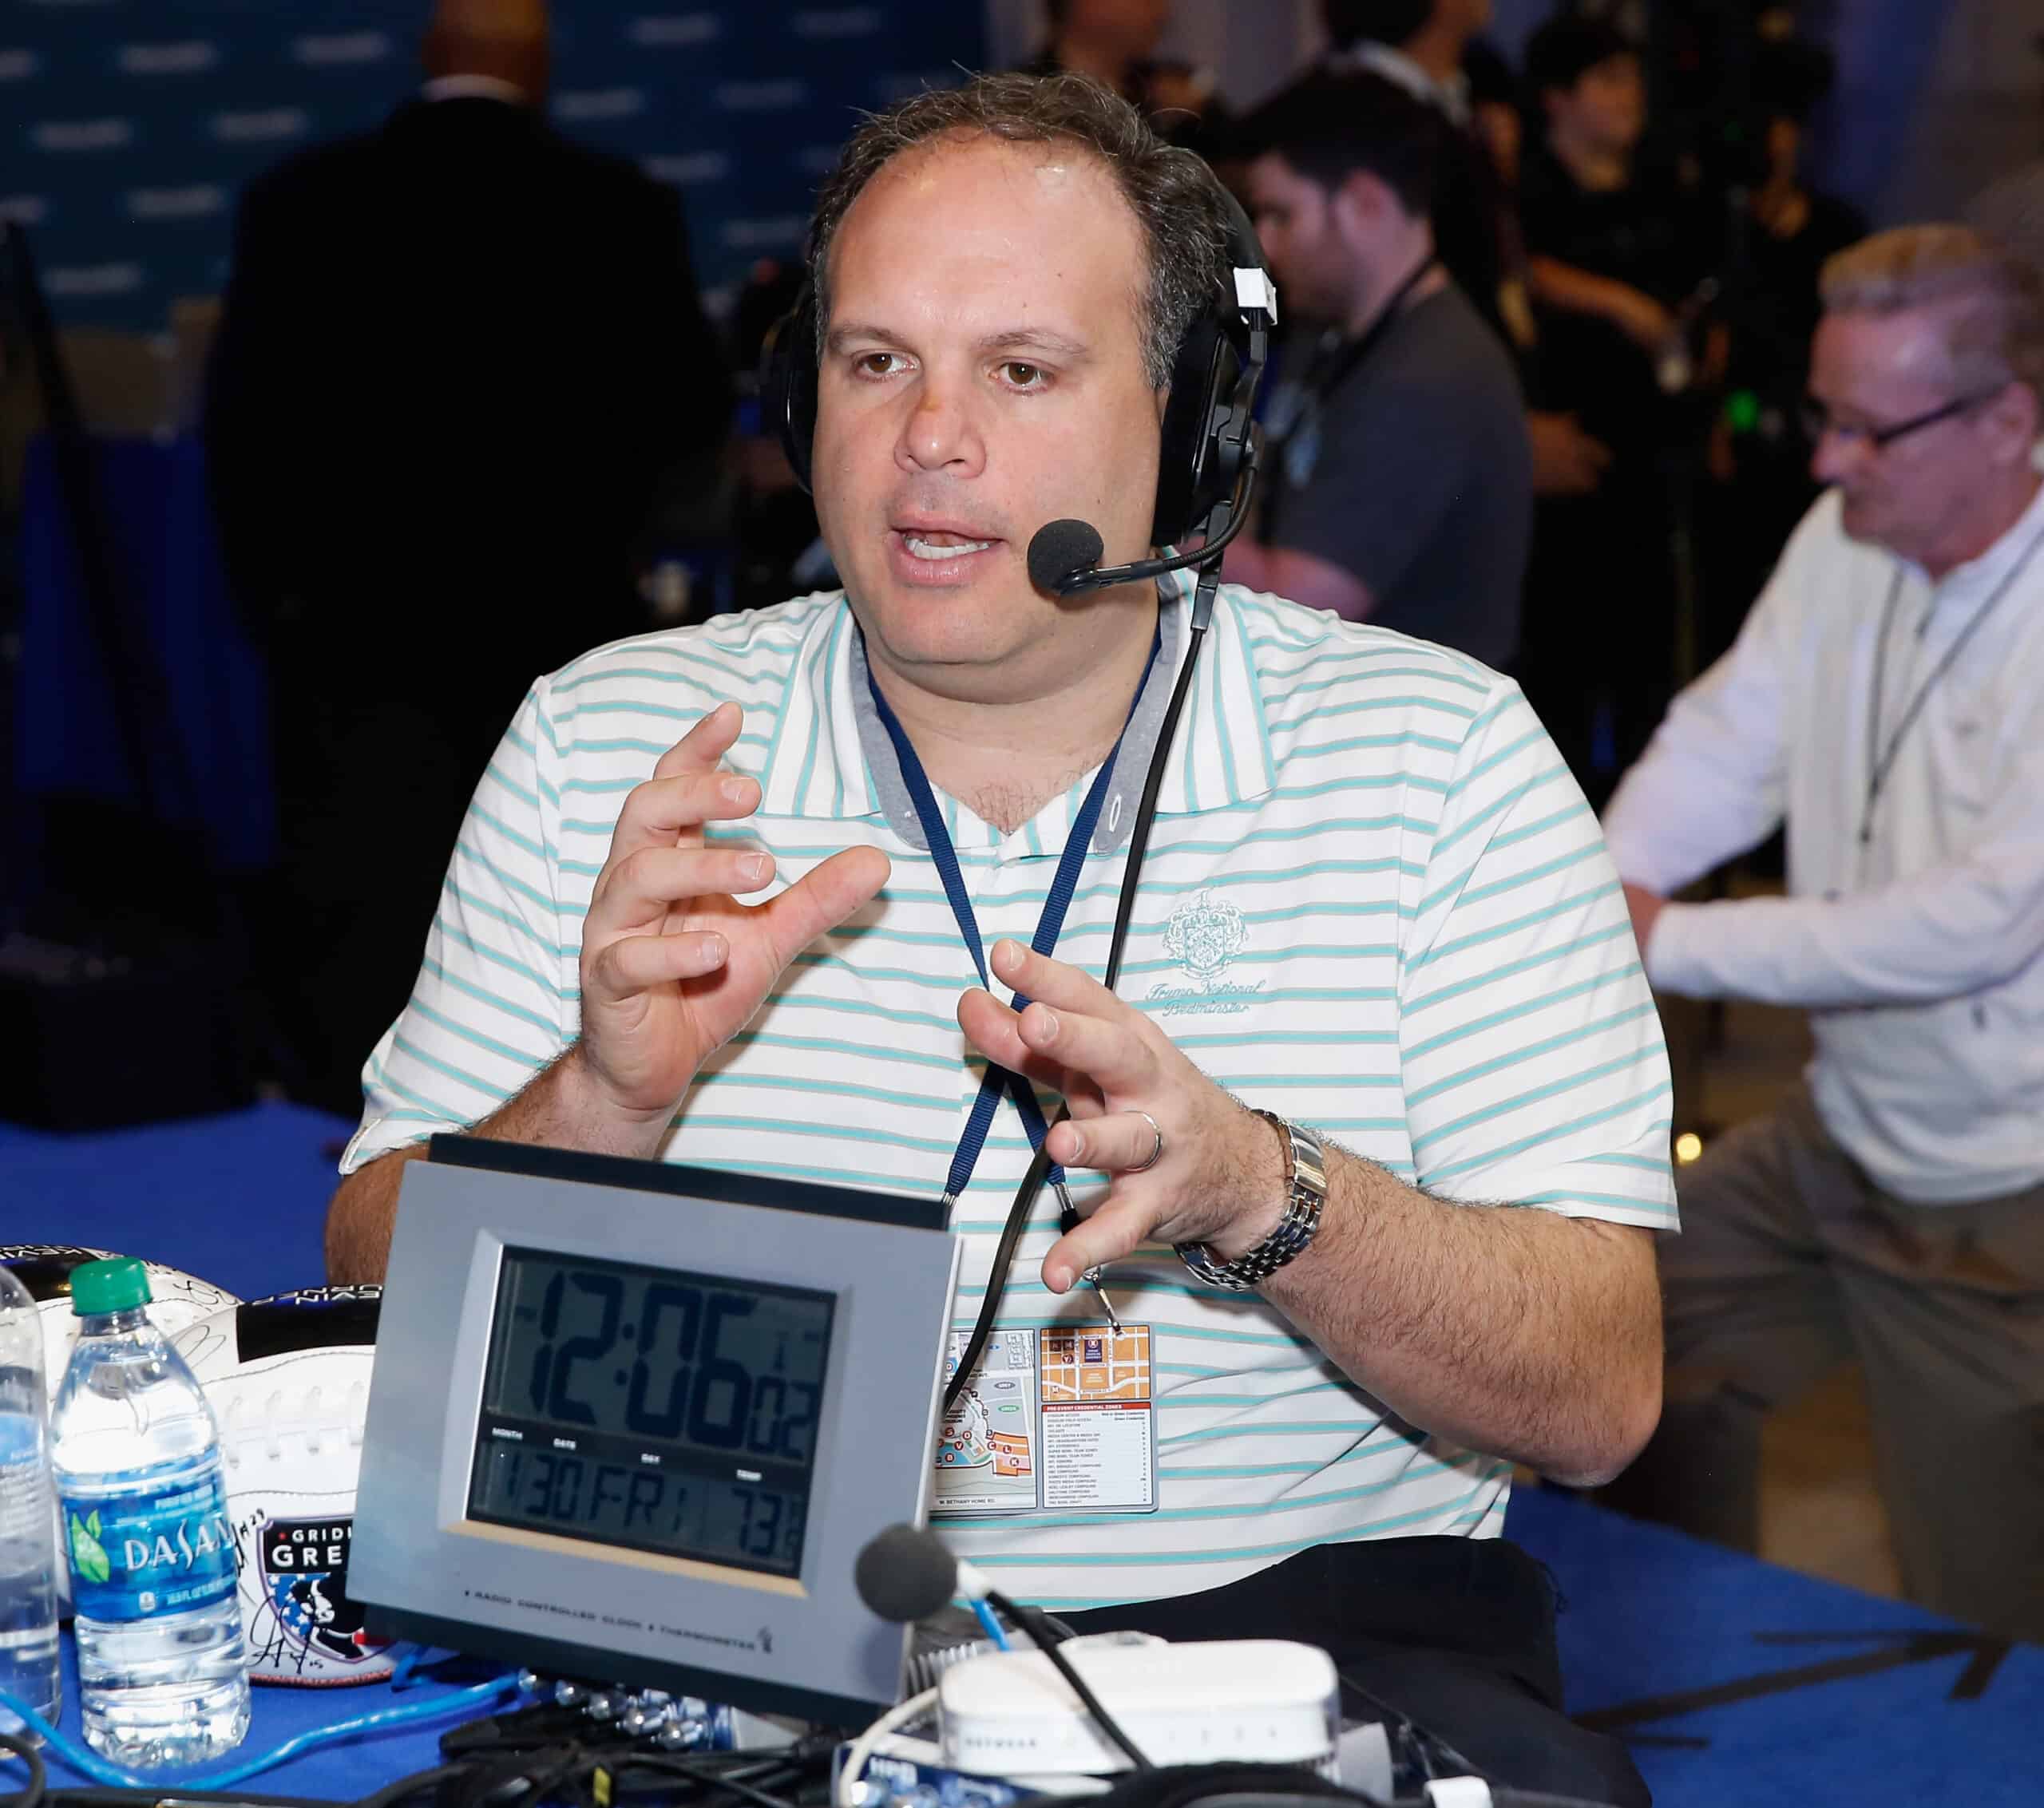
[576,702,889,1125]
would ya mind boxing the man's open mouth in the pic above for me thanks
[901,532,996,560]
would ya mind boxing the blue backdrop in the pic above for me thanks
[1,1,989,332]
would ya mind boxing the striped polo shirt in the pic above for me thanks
[343,573,1676,1610]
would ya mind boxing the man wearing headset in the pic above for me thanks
[326,74,1664,1803]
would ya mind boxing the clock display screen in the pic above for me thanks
[466,1248,834,1577]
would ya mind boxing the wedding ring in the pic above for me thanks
[1127,1110,1165,1173]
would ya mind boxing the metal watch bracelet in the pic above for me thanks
[1175,1110,1328,1291]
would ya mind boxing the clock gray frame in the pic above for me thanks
[350,1146,962,1723]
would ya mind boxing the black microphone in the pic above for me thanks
[854,1522,964,1625]
[1024,431,1264,600]
[1027,519,1105,595]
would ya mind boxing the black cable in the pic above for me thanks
[1337,1670,1491,1789]
[614,1753,808,1808]
[940,615,1211,1418]
[0,1729,46,1808]
[986,1589,1153,1771]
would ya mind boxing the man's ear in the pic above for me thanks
[1331,168,1393,239]
[1985,378,2041,463]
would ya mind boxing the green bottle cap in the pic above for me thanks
[69,1257,153,1317]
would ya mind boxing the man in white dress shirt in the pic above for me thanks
[1600,226,2044,1640]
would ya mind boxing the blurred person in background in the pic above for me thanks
[1965,31,2044,281]
[1600,227,2044,1644]
[1515,12,1710,805]
[1318,2,1614,505]
[1460,35,1523,189]
[1020,0,1232,160]
[1226,73,1531,668]
[1519,14,1709,409]
[204,0,732,1117]
[1319,2,1513,345]
[1701,28,1864,667]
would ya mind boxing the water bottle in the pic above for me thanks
[50,1257,249,1766]
[0,1265,61,1741]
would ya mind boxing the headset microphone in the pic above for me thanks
[1026,519,1106,593]
[1025,443,1265,599]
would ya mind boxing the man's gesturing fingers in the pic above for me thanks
[652,700,742,781]
[598,845,776,924]
[751,845,892,969]
[988,939,1159,1094]
[1041,1199,1162,1296]
[1046,1110,1165,1176]
[603,705,758,868]
[589,924,733,996]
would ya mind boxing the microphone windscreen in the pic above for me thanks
[854,1521,959,1624]
[1028,518,1105,594]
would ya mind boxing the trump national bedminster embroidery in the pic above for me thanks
[343,572,1675,1609]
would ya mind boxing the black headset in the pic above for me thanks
[759,179,1275,557]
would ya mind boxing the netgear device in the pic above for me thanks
[350,1139,961,1723]
[940,1640,1341,1776]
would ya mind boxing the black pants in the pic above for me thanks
[1061,1538,1649,1807]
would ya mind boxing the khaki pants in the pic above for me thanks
[1601,1090,2044,1642]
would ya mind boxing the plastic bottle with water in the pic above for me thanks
[50,1257,249,1766]
[0,1264,61,1742]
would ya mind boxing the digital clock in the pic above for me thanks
[468,1251,833,1577]
[349,1140,961,1723]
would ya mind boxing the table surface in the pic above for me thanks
[6,1102,2038,1804]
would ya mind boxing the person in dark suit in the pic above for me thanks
[204,0,733,1118]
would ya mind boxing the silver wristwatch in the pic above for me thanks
[1175,1111,1328,1291]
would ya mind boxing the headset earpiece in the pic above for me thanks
[760,287,821,494]
[1150,185,1270,546]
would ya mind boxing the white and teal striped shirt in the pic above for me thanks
[343,573,1676,1610]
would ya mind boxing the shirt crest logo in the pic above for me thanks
[1149,890,1262,1018]
[1163,889,1246,983]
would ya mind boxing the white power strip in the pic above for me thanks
[938,1638,1341,1777]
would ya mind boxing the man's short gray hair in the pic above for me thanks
[1821,224,2044,411]
[806,71,1233,390]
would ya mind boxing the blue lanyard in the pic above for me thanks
[864,627,1158,1209]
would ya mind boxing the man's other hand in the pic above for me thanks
[957,940,1288,1294]
[1622,881,1666,963]
[576,702,890,1124]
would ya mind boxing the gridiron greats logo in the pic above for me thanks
[243,1513,386,1683]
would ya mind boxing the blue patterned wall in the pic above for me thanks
[1,2,988,332]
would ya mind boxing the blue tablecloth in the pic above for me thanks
[5,1102,2039,1803]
